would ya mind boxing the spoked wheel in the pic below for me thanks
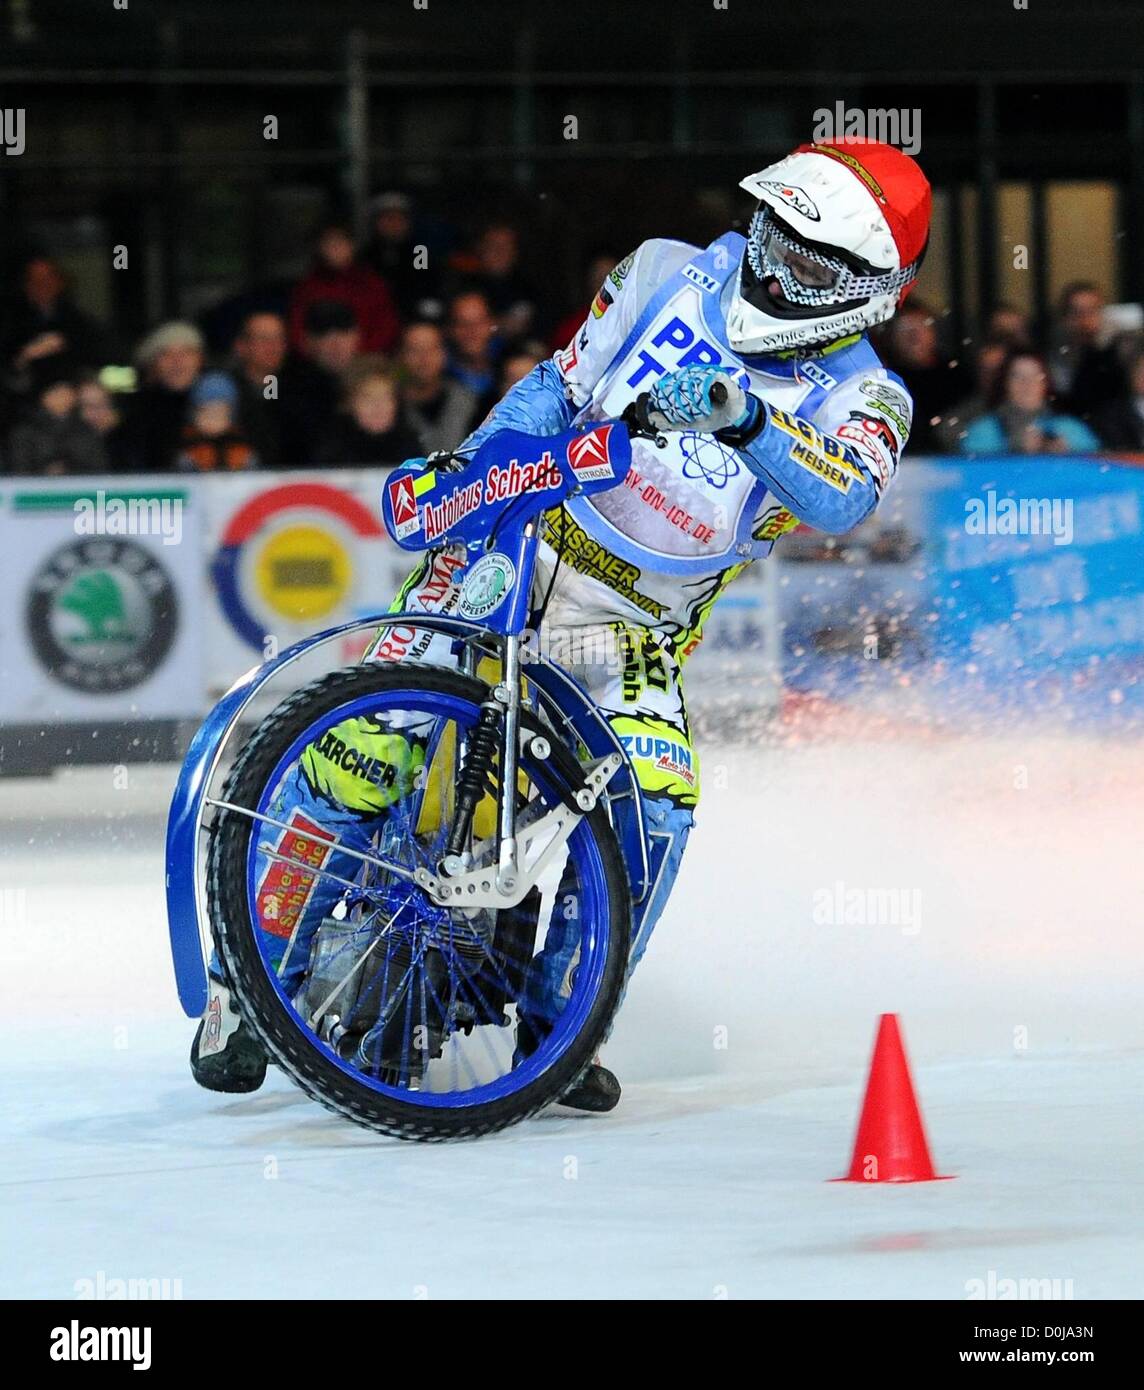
[207,664,630,1140]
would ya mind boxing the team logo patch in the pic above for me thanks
[608,253,635,291]
[680,433,740,489]
[458,552,516,620]
[758,179,821,221]
[567,425,617,482]
[555,335,580,377]
[798,358,837,392]
[682,263,720,294]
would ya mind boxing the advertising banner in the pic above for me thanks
[0,477,205,723]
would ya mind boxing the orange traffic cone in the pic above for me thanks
[836,1014,952,1183]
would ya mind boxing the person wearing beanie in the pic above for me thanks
[174,370,259,472]
[121,320,206,469]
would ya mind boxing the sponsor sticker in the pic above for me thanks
[388,475,420,540]
[758,179,821,221]
[567,424,617,482]
[255,812,335,939]
[458,551,516,620]
[25,537,178,694]
[682,263,720,294]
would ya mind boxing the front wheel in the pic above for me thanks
[207,663,631,1140]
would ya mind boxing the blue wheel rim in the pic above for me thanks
[242,685,613,1109]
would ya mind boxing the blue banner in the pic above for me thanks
[776,456,1144,729]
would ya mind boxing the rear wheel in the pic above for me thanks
[207,664,630,1140]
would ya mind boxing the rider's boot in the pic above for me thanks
[515,1014,622,1113]
[558,1059,622,1113]
[190,970,268,1095]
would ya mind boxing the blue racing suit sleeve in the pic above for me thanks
[735,401,881,535]
[462,360,576,452]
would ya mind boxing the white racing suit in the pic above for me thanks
[253,231,913,1033]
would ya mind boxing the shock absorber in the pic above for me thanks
[445,703,501,859]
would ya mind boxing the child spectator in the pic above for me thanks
[76,372,129,471]
[174,371,258,472]
[317,357,423,467]
[5,354,107,475]
[960,348,1101,455]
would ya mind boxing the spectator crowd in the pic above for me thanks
[2,191,1143,476]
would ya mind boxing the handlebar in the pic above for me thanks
[620,378,728,440]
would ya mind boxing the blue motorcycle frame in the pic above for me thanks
[166,421,654,1020]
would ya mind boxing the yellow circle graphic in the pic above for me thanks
[253,523,351,622]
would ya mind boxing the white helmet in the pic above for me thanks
[726,139,932,356]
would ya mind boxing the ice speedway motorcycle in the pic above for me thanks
[166,390,722,1140]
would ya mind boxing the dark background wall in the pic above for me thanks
[1,0,1142,345]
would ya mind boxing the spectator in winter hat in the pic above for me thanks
[362,191,443,321]
[174,370,259,472]
[4,353,107,475]
[288,221,401,356]
[121,320,205,469]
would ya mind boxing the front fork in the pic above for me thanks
[441,630,523,894]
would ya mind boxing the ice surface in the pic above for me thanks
[2,730,1143,1299]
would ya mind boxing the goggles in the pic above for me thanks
[742,205,921,313]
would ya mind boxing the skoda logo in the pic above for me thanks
[26,538,177,693]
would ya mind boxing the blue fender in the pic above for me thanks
[165,613,648,1019]
[165,615,386,1017]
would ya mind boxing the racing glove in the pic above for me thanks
[646,366,764,443]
